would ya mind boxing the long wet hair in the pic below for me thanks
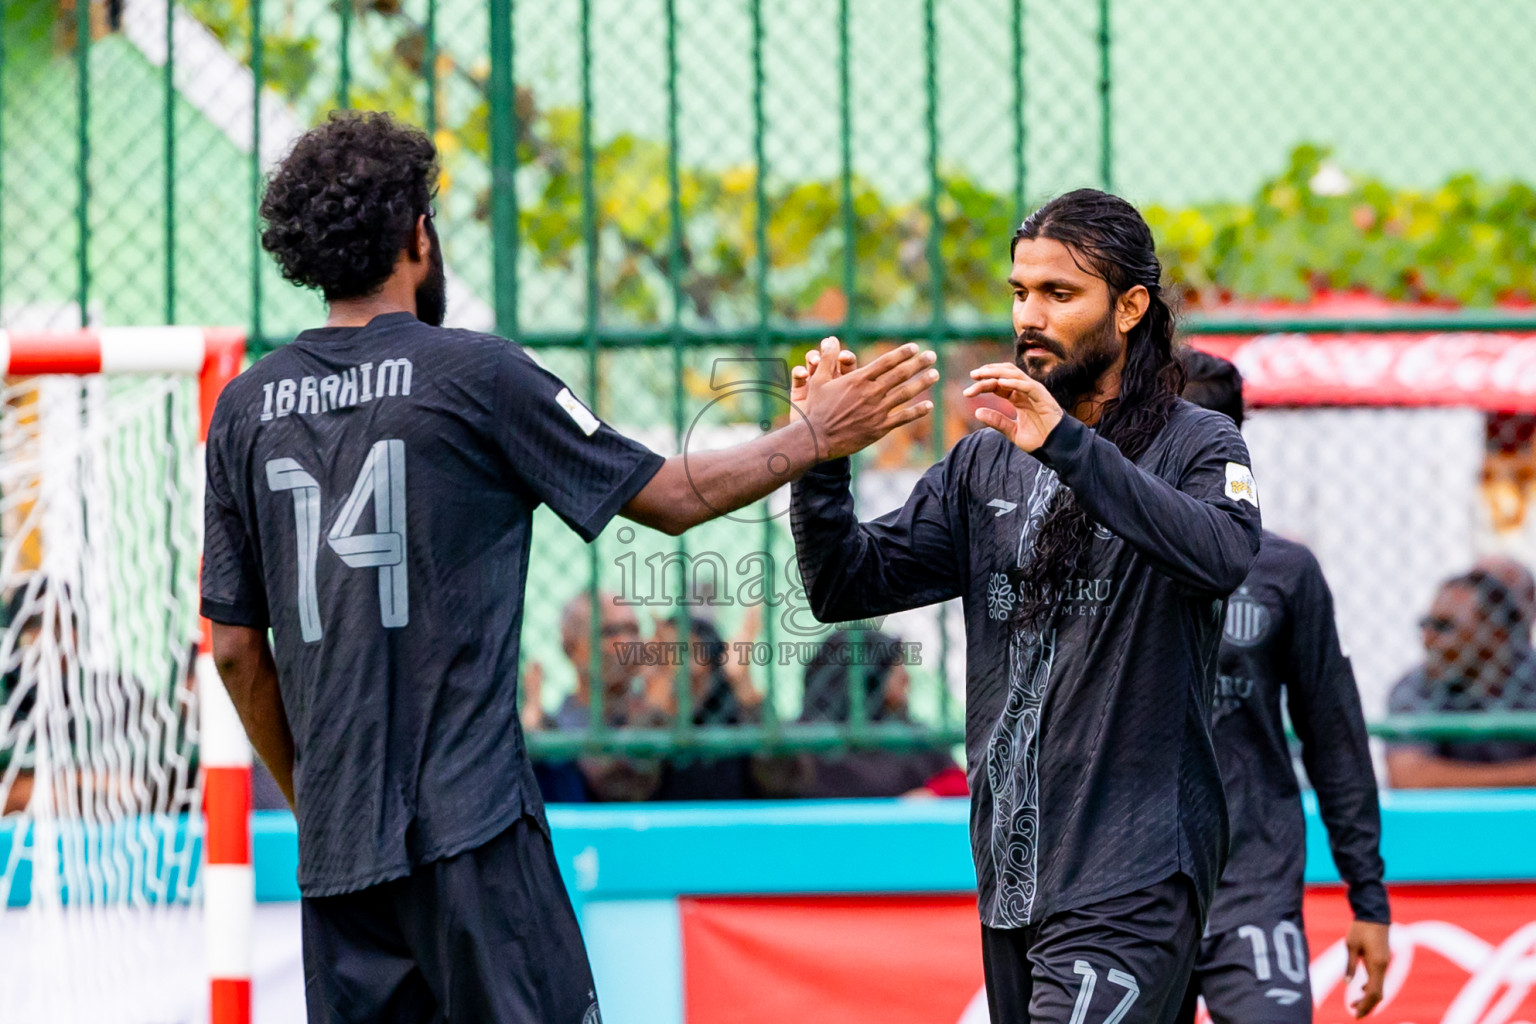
[1010,189,1185,631]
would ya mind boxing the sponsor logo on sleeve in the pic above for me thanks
[1224,462,1259,507]
[556,387,602,436]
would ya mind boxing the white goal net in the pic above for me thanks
[1,370,206,1022]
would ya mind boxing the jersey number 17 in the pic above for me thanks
[265,439,409,642]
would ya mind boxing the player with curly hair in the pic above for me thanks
[201,110,939,1023]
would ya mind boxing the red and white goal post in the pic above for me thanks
[0,327,250,1024]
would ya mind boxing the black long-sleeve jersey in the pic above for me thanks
[791,401,1261,927]
[1207,532,1389,933]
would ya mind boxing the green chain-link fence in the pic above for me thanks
[5,0,1536,770]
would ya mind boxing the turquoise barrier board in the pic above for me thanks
[5,791,1536,906]
[258,791,1536,903]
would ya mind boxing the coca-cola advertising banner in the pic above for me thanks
[682,885,1536,1024]
[1192,333,1536,412]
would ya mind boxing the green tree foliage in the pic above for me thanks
[516,119,1536,323]
[1148,144,1536,308]
[33,4,1536,323]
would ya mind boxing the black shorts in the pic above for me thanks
[301,815,601,1024]
[1176,910,1313,1024]
[981,874,1202,1024]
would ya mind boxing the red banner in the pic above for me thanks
[1193,333,1536,412]
[681,885,1536,1024]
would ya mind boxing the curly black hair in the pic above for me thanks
[259,111,438,302]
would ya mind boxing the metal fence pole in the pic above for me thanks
[925,0,952,732]
[76,0,91,327]
[751,0,779,732]
[665,0,693,741]
[338,0,353,110]
[250,0,264,349]
[838,0,856,346]
[579,0,604,739]
[1012,0,1026,223]
[425,0,439,139]
[1,11,7,308]
[838,0,863,579]
[164,0,177,323]
[1098,0,1112,192]
[849,627,867,745]
[489,0,518,337]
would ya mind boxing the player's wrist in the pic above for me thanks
[791,454,852,488]
[1031,413,1083,464]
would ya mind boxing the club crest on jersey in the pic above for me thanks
[1224,462,1259,507]
[1224,588,1270,646]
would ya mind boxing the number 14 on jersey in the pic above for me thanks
[266,439,409,642]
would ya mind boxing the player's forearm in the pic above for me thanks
[789,459,871,621]
[1295,677,1388,918]
[1386,750,1536,789]
[622,421,819,535]
[1312,776,1391,921]
[1306,761,1390,921]
[789,459,960,622]
[1312,783,1387,904]
[210,624,297,808]
[1034,417,1259,595]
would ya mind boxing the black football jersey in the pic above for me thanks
[792,401,1261,926]
[203,313,662,895]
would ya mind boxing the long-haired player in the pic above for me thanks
[792,189,1260,1022]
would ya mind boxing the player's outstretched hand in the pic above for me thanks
[1345,920,1390,1017]
[796,337,937,461]
[964,362,1064,453]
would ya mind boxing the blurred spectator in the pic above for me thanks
[645,614,763,800]
[1386,568,1536,788]
[519,659,548,733]
[1,589,36,814]
[530,591,667,802]
[645,607,763,721]
[1473,554,1536,642]
[795,629,957,798]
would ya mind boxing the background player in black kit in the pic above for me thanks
[200,111,938,1024]
[1176,350,1391,1023]
[790,190,1261,1023]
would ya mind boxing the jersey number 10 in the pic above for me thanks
[265,439,409,642]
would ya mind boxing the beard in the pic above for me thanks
[1014,305,1120,410]
[415,217,448,327]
